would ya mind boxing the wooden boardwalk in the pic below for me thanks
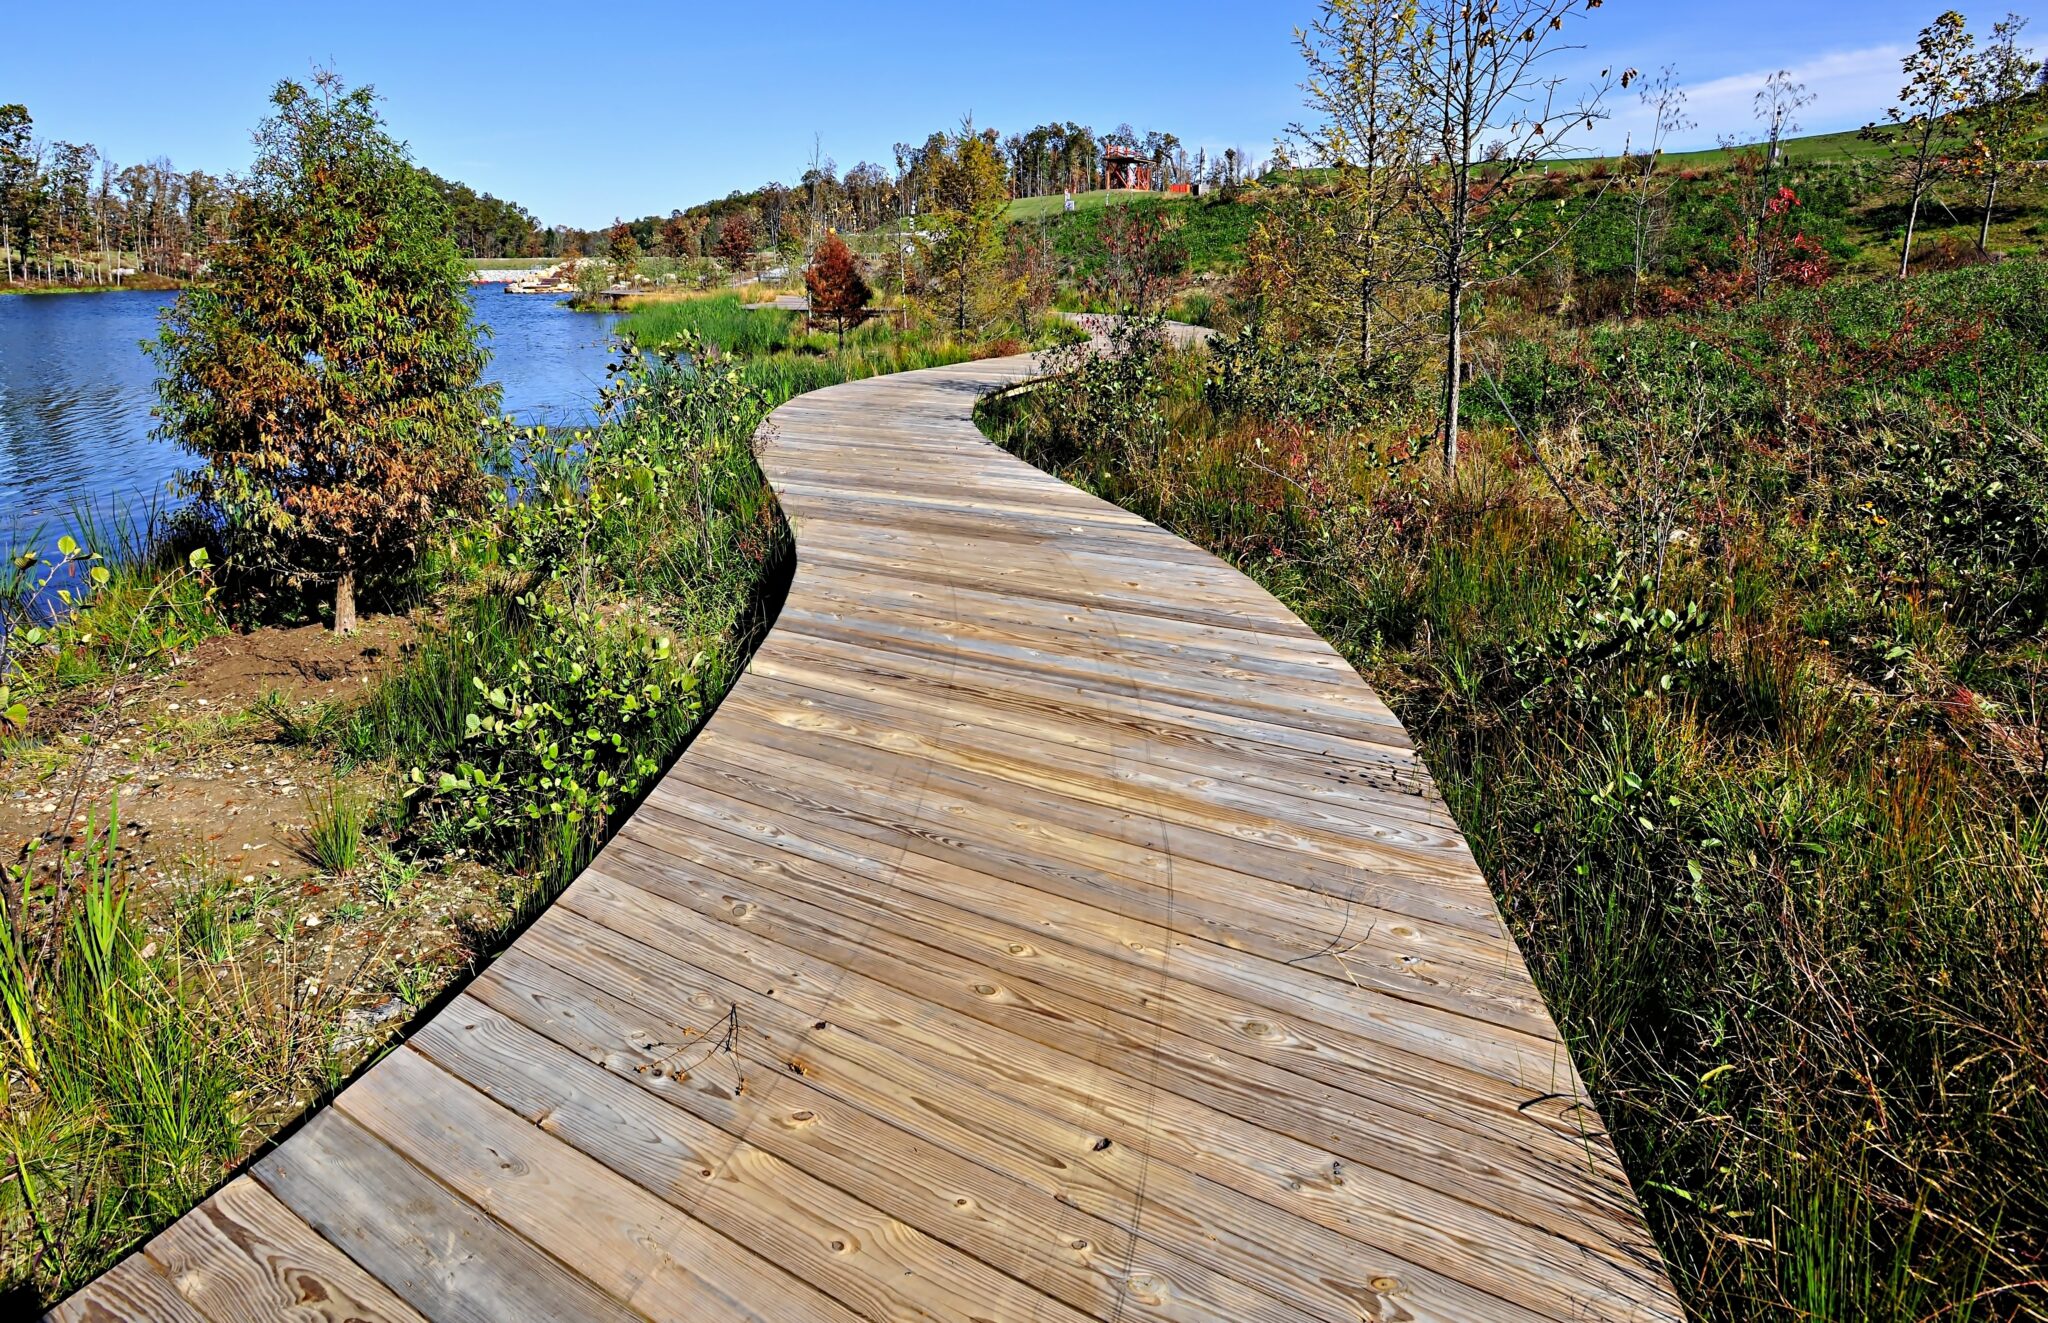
[52,350,1684,1321]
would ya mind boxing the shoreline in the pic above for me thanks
[2,280,185,296]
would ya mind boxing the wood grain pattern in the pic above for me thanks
[50,342,1684,1320]
[143,1177,429,1323]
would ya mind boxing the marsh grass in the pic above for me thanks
[979,263,2048,1321]
[300,782,367,876]
[617,293,799,355]
[0,804,372,1300]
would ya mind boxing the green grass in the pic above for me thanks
[301,782,367,875]
[615,293,800,355]
[0,277,184,295]
[1012,192,1258,283]
[1004,189,1192,221]
[0,807,292,1299]
[1565,125,1907,170]
[462,256,553,270]
[1567,121,2048,171]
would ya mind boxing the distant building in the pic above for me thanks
[1103,145,1153,191]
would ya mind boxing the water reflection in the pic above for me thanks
[0,286,621,541]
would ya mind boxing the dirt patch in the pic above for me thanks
[2,611,511,1056]
[163,616,416,709]
[5,616,415,865]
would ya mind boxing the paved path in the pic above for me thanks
[52,347,1684,1322]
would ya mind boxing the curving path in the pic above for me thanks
[52,347,1684,1322]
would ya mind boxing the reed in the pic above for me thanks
[615,293,798,355]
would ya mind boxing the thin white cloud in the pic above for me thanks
[1596,43,1910,154]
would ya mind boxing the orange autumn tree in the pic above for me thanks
[713,213,756,275]
[804,232,872,349]
[151,72,496,633]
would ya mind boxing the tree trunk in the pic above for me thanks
[1979,174,1998,255]
[1900,188,1922,279]
[1359,272,1374,373]
[1443,280,1463,476]
[334,571,358,636]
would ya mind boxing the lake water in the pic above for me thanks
[0,286,621,541]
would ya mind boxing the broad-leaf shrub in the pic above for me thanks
[415,598,694,852]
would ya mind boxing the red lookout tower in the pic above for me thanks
[1103,144,1153,191]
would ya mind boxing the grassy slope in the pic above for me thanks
[1004,188,1192,221]
[1010,191,1256,282]
[1567,119,2048,170]
[1584,126,1900,169]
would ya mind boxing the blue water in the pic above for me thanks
[0,286,621,540]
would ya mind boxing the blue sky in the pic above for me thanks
[0,2,2002,228]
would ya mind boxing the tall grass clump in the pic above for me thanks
[979,260,2048,1322]
[301,781,366,875]
[616,293,799,356]
[0,806,278,1299]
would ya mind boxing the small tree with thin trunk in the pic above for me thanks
[1401,0,1618,474]
[1755,70,1815,170]
[919,123,1009,332]
[1963,13,2045,254]
[1864,11,1976,278]
[804,232,872,349]
[1626,65,1695,311]
[1292,0,1418,371]
[0,104,33,285]
[151,72,494,634]
[605,218,639,280]
[1004,223,1058,334]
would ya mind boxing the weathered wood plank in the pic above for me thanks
[142,1177,429,1323]
[536,870,1669,1318]
[334,1046,859,1322]
[466,945,1533,1323]
[254,1110,644,1323]
[47,1256,210,1323]
[411,993,1276,1323]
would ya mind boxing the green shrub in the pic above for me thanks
[410,599,694,867]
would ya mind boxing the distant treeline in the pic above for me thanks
[561,120,1271,263]
[0,104,236,284]
[0,98,1262,274]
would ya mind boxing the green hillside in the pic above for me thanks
[1005,189,1192,221]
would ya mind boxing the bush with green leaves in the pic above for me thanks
[364,333,782,885]
[412,598,694,861]
[1030,314,1175,471]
